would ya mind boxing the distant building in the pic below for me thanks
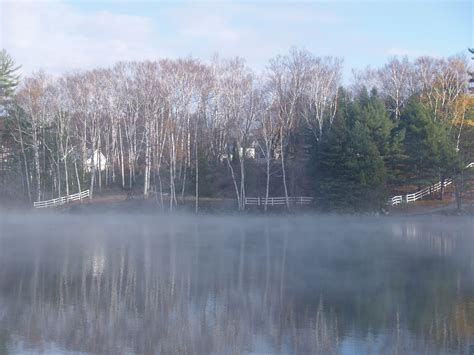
[239,147,256,159]
[219,153,233,162]
[220,141,259,162]
[85,150,107,172]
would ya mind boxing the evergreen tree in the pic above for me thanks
[313,89,352,210]
[0,50,21,104]
[400,96,458,187]
[385,124,406,184]
[365,88,405,184]
[347,120,386,210]
[352,87,393,156]
[313,88,387,211]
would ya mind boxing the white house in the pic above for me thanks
[239,147,256,159]
[85,150,107,172]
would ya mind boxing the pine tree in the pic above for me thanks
[313,89,352,210]
[0,50,20,102]
[347,120,386,210]
[366,88,405,184]
[312,88,387,211]
[400,96,458,187]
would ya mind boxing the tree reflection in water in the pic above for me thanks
[0,214,472,354]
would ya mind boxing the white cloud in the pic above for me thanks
[165,3,346,70]
[0,0,464,80]
[0,0,348,75]
[0,1,164,75]
[0,1,270,74]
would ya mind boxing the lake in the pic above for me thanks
[0,213,473,354]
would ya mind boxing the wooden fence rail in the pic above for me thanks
[387,162,474,206]
[33,190,90,209]
[30,162,474,209]
[244,196,313,206]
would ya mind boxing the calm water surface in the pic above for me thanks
[0,213,473,354]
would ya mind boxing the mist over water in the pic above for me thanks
[0,213,473,354]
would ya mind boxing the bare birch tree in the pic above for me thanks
[16,72,52,201]
[301,56,342,140]
[256,89,280,211]
[267,48,312,209]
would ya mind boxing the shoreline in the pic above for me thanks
[3,189,474,217]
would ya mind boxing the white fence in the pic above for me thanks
[33,190,90,209]
[387,180,452,206]
[245,196,313,206]
[387,162,474,206]
[387,195,403,206]
[406,179,452,203]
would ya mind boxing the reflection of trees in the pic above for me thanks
[393,221,459,256]
[0,217,339,354]
[0,216,471,354]
[450,298,474,343]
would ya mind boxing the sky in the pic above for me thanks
[0,0,471,79]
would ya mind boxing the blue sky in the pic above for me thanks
[0,0,471,79]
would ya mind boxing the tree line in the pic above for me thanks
[0,48,472,211]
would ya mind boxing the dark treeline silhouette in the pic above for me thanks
[0,48,472,211]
